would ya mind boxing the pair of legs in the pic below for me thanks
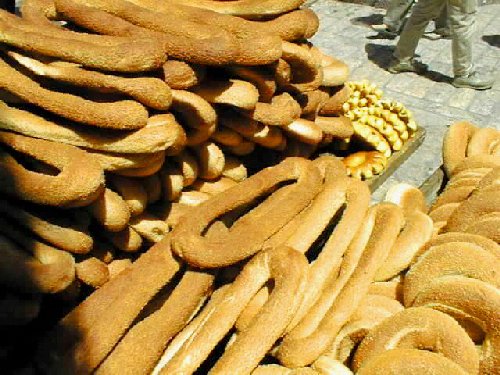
[383,0,449,34]
[390,0,493,89]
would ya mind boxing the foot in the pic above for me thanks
[423,28,452,40]
[387,58,428,74]
[452,71,494,90]
[371,24,398,37]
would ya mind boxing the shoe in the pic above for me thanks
[371,24,398,38]
[452,71,494,90]
[423,29,452,40]
[387,58,428,74]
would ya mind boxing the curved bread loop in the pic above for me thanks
[343,151,387,180]
[465,212,500,242]
[385,183,429,214]
[0,103,186,154]
[412,277,500,374]
[36,237,182,375]
[211,126,245,147]
[375,210,433,281]
[75,256,109,289]
[110,156,165,177]
[467,127,500,156]
[309,47,349,87]
[279,42,323,93]
[0,132,104,207]
[312,154,348,181]
[107,226,143,252]
[96,269,214,375]
[450,154,500,177]
[86,150,165,173]
[172,150,199,187]
[107,175,148,217]
[315,116,354,139]
[277,203,404,367]
[0,221,75,294]
[226,65,276,103]
[191,177,238,196]
[319,85,351,115]
[170,89,216,147]
[160,163,184,202]
[129,213,170,243]
[442,121,477,177]
[430,184,476,211]
[191,79,260,110]
[8,51,172,111]
[179,191,217,206]
[162,60,206,90]
[351,307,478,373]
[325,295,404,364]
[87,188,130,232]
[0,57,148,130]
[242,93,302,127]
[0,13,167,72]
[219,110,285,149]
[311,355,353,375]
[404,242,500,307]
[159,246,308,374]
[443,184,500,233]
[281,118,323,145]
[171,158,322,268]
[356,349,469,375]
[295,89,330,116]
[428,202,460,223]
[191,141,226,180]
[160,0,305,19]
[368,280,405,303]
[222,156,248,182]
[0,200,93,254]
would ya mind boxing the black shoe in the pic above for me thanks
[371,24,398,38]
[452,71,494,90]
[387,58,428,74]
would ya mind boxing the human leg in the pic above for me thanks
[383,0,415,32]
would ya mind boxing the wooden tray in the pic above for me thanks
[366,126,426,192]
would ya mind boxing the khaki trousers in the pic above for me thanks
[394,0,477,77]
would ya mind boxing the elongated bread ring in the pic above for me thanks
[0,103,186,154]
[160,0,305,19]
[107,258,132,279]
[319,85,351,115]
[352,307,478,373]
[37,237,181,374]
[222,156,248,182]
[191,141,226,180]
[191,177,238,196]
[110,155,165,177]
[467,127,500,156]
[0,200,92,254]
[312,355,354,375]
[0,221,75,294]
[295,89,330,116]
[385,183,429,214]
[177,190,212,206]
[97,269,214,375]
[224,140,256,156]
[172,158,322,267]
[428,202,460,223]
[412,277,500,374]
[279,41,322,93]
[219,111,285,149]
[449,154,500,177]
[0,131,104,207]
[171,89,216,146]
[281,118,323,145]
[465,212,500,242]
[172,150,199,187]
[87,188,130,232]
[86,150,165,172]
[211,126,244,147]
[404,242,500,306]
[253,365,320,375]
[108,175,148,217]
[356,349,469,375]
[226,65,276,103]
[159,246,308,374]
[431,184,476,210]
[160,163,184,202]
[106,226,143,252]
[8,51,172,111]
[315,116,354,139]
[191,79,259,110]
[75,256,109,288]
[243,93,302,127]
[277,203,404,367]
[162,60,206,90]
[129,212,170,243]
[375,210,433,281]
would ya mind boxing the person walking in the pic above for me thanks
[372,0,450,38]
[387,0,494,90]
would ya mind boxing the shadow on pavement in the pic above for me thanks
[365,43,452,83]
[351,14,384,27]
[482,35,500,48]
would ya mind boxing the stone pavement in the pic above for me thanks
[307,0,500,201]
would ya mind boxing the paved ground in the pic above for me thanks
[307,0,500,201]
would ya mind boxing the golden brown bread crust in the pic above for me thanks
[171,158,322,268]
[162,60,206,90]
[0,131,104,207]
[75,256,109,288]
[87,188,131,232]
[442,121,477,177]
[36,237,181,374]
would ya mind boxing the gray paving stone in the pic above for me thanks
[447,89,478,109]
